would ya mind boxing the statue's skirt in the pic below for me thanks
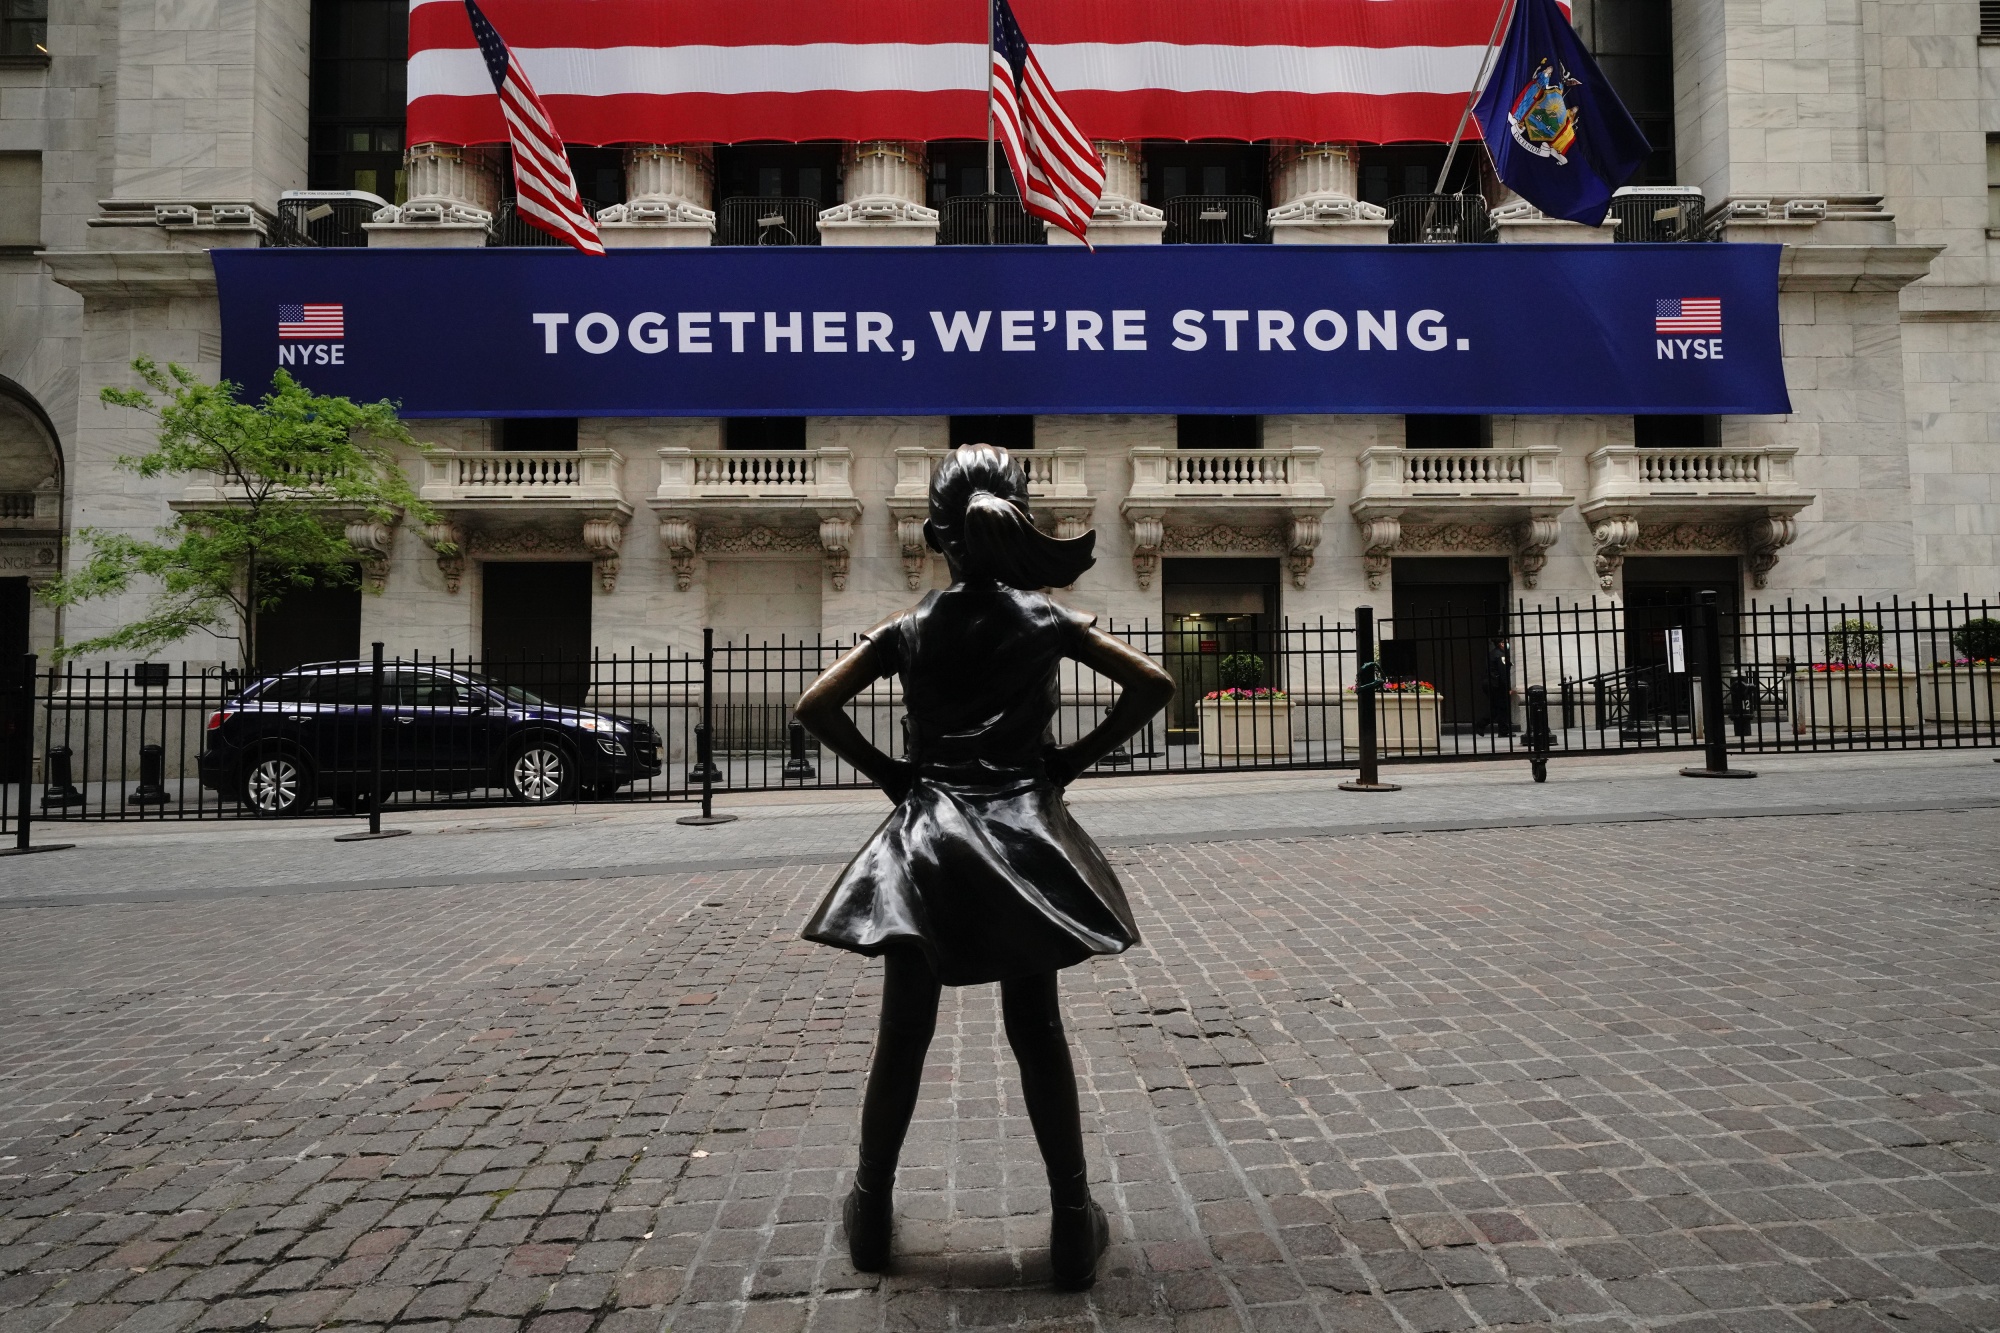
[801,774,1141,987]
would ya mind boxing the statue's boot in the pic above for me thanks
[1049,1187,1109,1290]
[843,1177,894,1272]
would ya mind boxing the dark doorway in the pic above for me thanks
[1356,145,1482,207]
[499,418,579,451]
[714,144,843,207]
[482,562,593,706]
[0,578,27,781]
[725,417,807,450]
[1161,557,1280,741]
[1142,142,1269,204]
[255,568,362,676]
[1624,557,1741,722]
[1404,415,1491,449]
[1177,416,1261,450]
[949,415,1034,450]
[1388,558,1513,733]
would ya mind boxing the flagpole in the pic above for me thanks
[1434,0,1516,198]
[985,0,997,243]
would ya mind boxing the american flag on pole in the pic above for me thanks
[278,304,345,340]
[462,0,603,255]
[1655,298,1722,335]
[991,0,1104,245]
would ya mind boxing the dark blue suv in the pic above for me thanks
[198,662,664,815]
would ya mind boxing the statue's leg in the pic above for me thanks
[845,949,940,1271]
[1000,970,1109,1288]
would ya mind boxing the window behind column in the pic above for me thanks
[309,0,408,200]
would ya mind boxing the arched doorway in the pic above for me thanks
[0,377,64,778]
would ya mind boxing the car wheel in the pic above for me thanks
[241,750,316,817]
[507,739,575,804]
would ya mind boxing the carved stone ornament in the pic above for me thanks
[896,514,929,591]
[422,521,465,594]
[1516,515,1562,590]
[582,517,627,593]
[1127,513,1164,590]
[1631,521,1743,554]
[818,514,854,591]
[344,520,395,593]
[467,528,588,557]
[1159,524,1287,555]
[1395,522,1516,554]
[692,522,853,590]
[1355,517,1398,591]
[1588,515,1641,591]
[1745,514,1797,589]
[658,515,698,591]
[1286,514,1322,589]
[0,543,59,581]
[698,525,823,556]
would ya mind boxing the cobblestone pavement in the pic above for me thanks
[3,805,1999,1332]
[4,748,1997,904]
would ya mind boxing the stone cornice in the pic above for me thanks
[1777,244,1942,293]
[40,249,218,299]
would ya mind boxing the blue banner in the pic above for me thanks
[214,244,1789,417]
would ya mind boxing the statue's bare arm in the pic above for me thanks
[795,621,912,800]
[1045,628,1174,785]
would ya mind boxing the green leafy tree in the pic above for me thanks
[39,359,439,668]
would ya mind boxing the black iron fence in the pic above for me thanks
[1161,195,1269,244]
[715,197,822,246]
[2,595,1993,835]
[938,193,1048,245]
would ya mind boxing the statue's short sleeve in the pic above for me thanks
[857,612,910,679]
[1053,600,1098,655]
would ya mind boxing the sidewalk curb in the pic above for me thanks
[5,794,1995,911]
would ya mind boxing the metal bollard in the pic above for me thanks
[40,745,84,808]
[1729,673,1755,738]
[127,743,172,805]
[1339,605,1400,793]
[1525,684,1554,783]
[782,717,816,781]
[1620,677,1656,741]
[686,721,721,784]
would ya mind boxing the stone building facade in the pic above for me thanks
[0,0,1995,676]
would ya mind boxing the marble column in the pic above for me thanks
[598,144,716,248]
[366,144,502,247]
[1047,141,1165,246]
[1266,143,1388,244]
[819,142,938,245]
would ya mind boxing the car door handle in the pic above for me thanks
[395,716,415,725]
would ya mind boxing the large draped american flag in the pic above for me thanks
[462,0,603,254]
[407,1,1569,148]
[990,0,1102,244]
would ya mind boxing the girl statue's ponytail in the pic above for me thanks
[926,444,1095,590]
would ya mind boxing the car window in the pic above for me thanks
[251,675,315,704]
[311,673,374,706]
[409,675,465,707]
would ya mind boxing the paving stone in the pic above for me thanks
[1,798,1998,1332]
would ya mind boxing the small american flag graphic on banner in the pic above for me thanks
[278,304,345,340]
[1655,298,1721,335]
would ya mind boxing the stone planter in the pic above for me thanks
[1340,691,1441,755]
[1198,698,1294,759]
[1787,670,1918,733]
[1919,664,1998,727]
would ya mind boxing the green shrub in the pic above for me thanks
[1824,619,1882,667]
[1218,652,1265,690]
[1950,617,2000,661]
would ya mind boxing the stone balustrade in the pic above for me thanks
[650,447,861,593]
[421,449,627,505]
[1121,446,1331,590]
[1581,445,1814,592]
[1586,445,1799,501]
[1356,444,1568,500]
[1349,445,1572,592]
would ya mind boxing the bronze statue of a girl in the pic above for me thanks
[795,444,1173,1289]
